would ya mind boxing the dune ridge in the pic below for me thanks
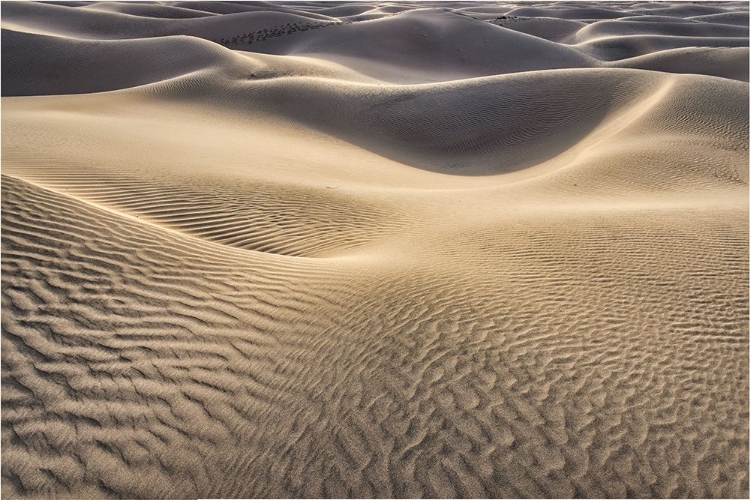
[2,1,748,499]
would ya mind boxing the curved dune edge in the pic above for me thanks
[30,67,748,178]
[1,173,409,259]
[2,1,749,499]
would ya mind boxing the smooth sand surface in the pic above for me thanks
[2,1,748,498]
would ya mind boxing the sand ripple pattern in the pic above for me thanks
[3,175,748,498]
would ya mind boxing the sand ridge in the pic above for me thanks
[2,1,749,498]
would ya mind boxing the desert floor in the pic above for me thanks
[1,1,749,498]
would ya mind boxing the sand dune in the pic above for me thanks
[242,10,596,82]
[486,16,587,42]
[613,46,749,82]
[1,1,338,39]
[2,1,748,499]
[573,18,748,40]
[575,34,749,61]
[689,11,750,26]
[636,3,745,17]
[506,5,627,19]
[1,28,378,96]
[1,30,237,96]
[81,2,219,19]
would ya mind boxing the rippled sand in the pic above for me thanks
[2,1,748,498]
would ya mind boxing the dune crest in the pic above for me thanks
[2,1,748,499]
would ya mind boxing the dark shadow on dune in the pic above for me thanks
[229,69,658,176]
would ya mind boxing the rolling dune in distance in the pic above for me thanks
[1,1,748,498]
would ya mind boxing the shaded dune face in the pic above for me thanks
[1,1,749,499]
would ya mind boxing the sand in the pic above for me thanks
[1,1,748,498]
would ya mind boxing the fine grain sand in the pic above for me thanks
[1,1,749,498]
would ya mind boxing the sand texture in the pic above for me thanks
[2,1,749,498]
